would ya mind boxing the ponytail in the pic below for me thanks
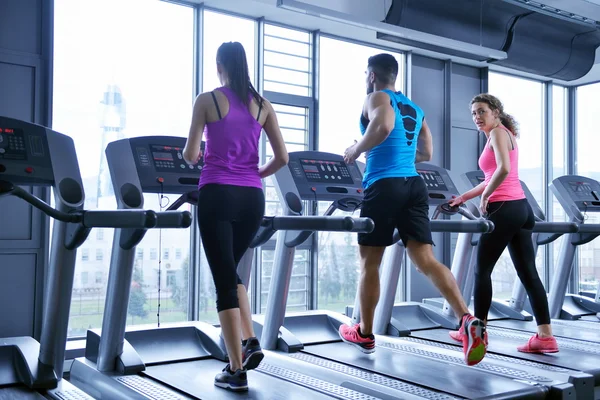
[499,112,519,138]
[216,42,263,108]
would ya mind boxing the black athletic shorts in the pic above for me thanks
[358,176,433,247]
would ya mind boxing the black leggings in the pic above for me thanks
[197,184,265,312]
[474,199,551,326]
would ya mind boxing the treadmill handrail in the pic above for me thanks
[430,219,493,233]
[265,215,374,233]
[154,211,193,228]
[578,223,600,233]
[2,181,158,228]
[532,221,578,234]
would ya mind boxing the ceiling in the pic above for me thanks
[197,0,600,86]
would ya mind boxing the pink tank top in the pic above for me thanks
[478,125,525,202]
[198,87,263,190]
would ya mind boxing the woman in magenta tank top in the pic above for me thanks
[183,42,289,391]
[449,94,558,354]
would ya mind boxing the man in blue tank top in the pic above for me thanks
[339,54,487,366]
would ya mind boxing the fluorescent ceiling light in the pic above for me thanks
[277,0,507,61]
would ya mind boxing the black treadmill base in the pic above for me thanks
[410,328,600,385]
[145,359,342,400]
[303,342,547,399]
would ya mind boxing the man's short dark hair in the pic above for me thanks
[367,53,398,85]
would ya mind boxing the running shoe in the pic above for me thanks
[338,324,375,354]
[517,334,559,354]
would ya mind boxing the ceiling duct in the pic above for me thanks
[382,0,600,80]
[276,0,508,61]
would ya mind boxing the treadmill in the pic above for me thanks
[72,137,425,400]
[0,116,171,399]
[462,170,600,344]
[257,155,558,400]
[343,164,593,399]
[404,170,600,398]
[547,175,600,322]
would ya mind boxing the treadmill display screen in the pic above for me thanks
[149,144,201,173]
[568,181,595,200]
[418,169,448,191]
[0,127,27,161]
[152,151,173,161]
[300,158,353,184]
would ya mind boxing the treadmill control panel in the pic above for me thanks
[298,158,353,184]
[0,119,53,185]
[418,169,448,192]
[281,151,364,206]
[414,163,459,205]
[106,136,204,195]
[551,175,600,220]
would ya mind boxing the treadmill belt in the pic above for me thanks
[145,358,355,400]
[491,319,600,343]
[411,328,600,382]
[0,387,45,400]
[303,342,546,399]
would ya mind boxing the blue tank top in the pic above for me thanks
[360,89,424,189]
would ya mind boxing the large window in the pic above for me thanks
[263,24,312,96]
[488,72,544,299]
[576,83,600,293]
[317,37,404,313]
[202,10,256,92]
[53,0,194,337]
[259,25,313,313]
[549,85,568,283]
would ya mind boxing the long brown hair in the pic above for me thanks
[217,42,262,107]
[470,93,519,137]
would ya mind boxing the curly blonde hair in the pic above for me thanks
[470,93,519,137]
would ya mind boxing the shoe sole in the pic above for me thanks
[338,330,375,354]
[518,348,559,354]
[465,319,486,366]
[243,350,265,370]
[214,382,249,392]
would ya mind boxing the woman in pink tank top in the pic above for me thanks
[449,94,558,354]
[182,42,289,392]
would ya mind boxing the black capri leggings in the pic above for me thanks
[197,184,265,312]
[474,199,551,326]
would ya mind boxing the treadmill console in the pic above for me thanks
[415,163,459,205]
[0,118,53,185]
[278,151,364,208]
[551,175,600,220]
[463,170,544,220]
[106,136,204,194]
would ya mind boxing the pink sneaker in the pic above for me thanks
[338,324,375,354]
[449,316,488,347]
[517,334,559,354]
[461,315,487,366]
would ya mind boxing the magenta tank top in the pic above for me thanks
[198,86,263,190]
[478,125,525,202]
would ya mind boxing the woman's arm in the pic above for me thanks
[259,100,289,179]
[183,93,209,164]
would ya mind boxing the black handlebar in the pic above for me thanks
[578,223,600,233]
[4,184,82,223]
[269,215,374,233]
[82,210,157,228]
[0,181,166,229]
[155,211,193,228]
[430,219,494,233]
[533,222,578,234]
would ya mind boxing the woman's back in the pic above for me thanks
[199,86,264,189]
